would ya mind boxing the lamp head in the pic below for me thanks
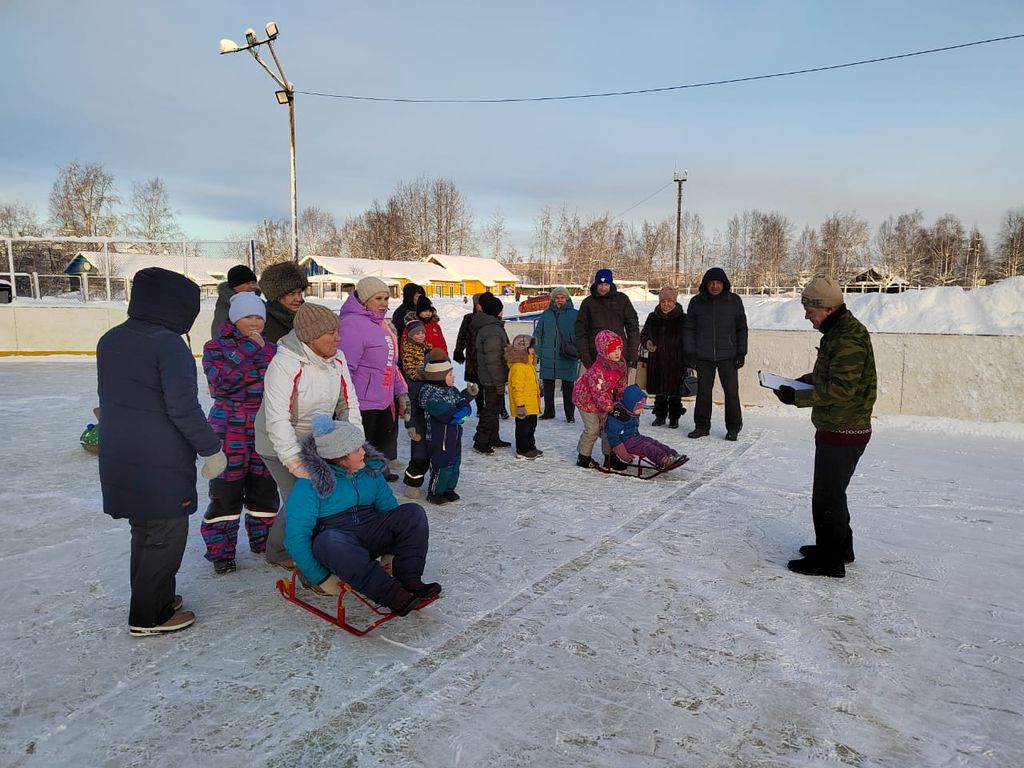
[265,22,279,39]
[244,28,258,46]
[219,38,241,54]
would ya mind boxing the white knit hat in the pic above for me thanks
[355,276,389,304]
[228,291,266,323]
[801,277,844,309]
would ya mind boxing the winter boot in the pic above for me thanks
[473,443,494,455]
[605,454,630,471]
[788,557,845,578]
[129,610,196,637]
[725,430,738,441]
[402,579,443,601]
[577,453,593,468]
[387,585,419,617]
[687,428,709,439]
[799,544,855,564]
[491,438,512,448]
[214,559,236,575]
[667,418,679,429]
[651,417,666,427]
[443,489,460,502]
[426,494,450,505]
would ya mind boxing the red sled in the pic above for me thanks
[275,570,439,637]
[590,453,689,480]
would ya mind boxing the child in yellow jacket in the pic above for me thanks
[505,334,543,459]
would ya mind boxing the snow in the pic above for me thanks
[425,254,518,285]
[2,292,1023,767]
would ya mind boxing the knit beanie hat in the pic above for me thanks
[415,294,435,315]
[594,268,614,286]
[228,291,266,323]
[405,319,425,338]
[311,414,365,460]
[479,292,503,317]
[421,347,453,383]
[355,276,389,304]
[227,264,258,288]
[293,302,338,344]
[620,384,647,412]
[550,286,570,302]
[511,334,534,352]
[659,286,677,302]
[258,261,308,302]
[801,277,844,309]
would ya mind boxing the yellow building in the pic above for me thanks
[426,254,519,296]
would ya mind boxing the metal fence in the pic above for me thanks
[1,236,254,303]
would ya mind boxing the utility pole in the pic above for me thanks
[673,170,688,282]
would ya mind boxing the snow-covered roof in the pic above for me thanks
[425,254,518,285]
[301,256,452,284]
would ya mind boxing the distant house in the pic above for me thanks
[844,266,910,294]
[425,254,519,296]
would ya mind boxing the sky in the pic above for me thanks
[2,1,1023,252]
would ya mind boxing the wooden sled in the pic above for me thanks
[275,569,439,637]
[591,453,689,480]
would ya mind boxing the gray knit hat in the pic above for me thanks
[801,277,844,309]
[258,261,308,302]
[355,276,389,304]
[550,286,570,301]
[293,302,338,344]
[311,414,365,460]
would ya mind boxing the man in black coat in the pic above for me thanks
[683,267,748,441]
[392,282,424,342]
[98,267,226,637]
[575,268,640,370]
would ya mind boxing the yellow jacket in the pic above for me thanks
[506,349,542,416]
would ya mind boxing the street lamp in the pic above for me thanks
[673,169,688,282]
[219,21,299,262]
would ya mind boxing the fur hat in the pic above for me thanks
[405,319,425,338]
[659,286,677,302]
[479,292,503,317]
[421,347,453,383]
[227,264,258,289]
[311,414,365,460]
[802,277,844,309]
[511,334,534,352]
[228,291,266,323]
[355,276,389,304]
[594,268,614,286]
[293,302,338,344]
[550,286,570,302]
[258,261,308,302]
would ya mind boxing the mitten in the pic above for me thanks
[453,350,466,364]
[313,574,342,596]
[396,393,411,419]
[774,385,796,406]
[735,355,745,369]
[200,450,227,479]
[516,405,527,418]
[464,382,479,397]
[645,340,656,353]
[406,423,421,441]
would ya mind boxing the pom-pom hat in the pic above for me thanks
[311,414,365,459]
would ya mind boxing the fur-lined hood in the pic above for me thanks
[298,435,387,498]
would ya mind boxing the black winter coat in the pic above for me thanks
[453,310,480,382]
[684,267,748,362]
[210,281,233,339]
[391,283,424,340]
[472,311,509,386]
[264,300,295,343]
[640,303,686,395]
[575,284,640,368]
[97,268,221,521]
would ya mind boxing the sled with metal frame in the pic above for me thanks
[590,452,689,480]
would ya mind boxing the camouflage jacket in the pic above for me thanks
[794,307,876,431]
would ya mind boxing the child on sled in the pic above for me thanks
[606,385,685,469]
[283,415,441,616]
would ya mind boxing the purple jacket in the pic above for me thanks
[337,292,407,411]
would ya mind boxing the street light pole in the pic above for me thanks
[220,22,299,262]
[673,169,688,283]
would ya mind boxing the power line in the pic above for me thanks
[296,34,1024,104]
[613,181,675,221]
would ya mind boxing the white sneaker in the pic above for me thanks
[129,610,195,637]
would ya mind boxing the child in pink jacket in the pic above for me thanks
[572,329,627,468]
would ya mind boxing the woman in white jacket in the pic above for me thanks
[255,302,361,568]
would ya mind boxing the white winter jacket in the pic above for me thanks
[255,330,362,464]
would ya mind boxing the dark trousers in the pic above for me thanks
[128,516,188,628]
[312,503,429,606]
[542,379,576,420]
[694,359,742,432]
[474,384,505,447]
[811,442,865,564]
[515,414,538,454]
[404,382,430,488]
[205,474,279,519]
[361,407,398,461]
[652,394,684,421]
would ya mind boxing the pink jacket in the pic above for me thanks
[572,330,627,414]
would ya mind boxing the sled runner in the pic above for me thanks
[275,569,439,637]
[590,452,689,480]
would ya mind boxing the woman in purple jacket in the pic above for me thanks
[338,277,409,481]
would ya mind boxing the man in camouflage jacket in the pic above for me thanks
[775,276,877,578]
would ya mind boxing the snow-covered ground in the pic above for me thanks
[2,346,1022,766]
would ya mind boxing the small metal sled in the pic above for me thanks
[275,569,439,637]
[591,453,689,480]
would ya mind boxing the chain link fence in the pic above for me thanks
[1,237,255,303]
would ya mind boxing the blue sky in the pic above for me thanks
[2,1,1022,250]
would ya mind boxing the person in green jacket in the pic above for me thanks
[775,277,877,578]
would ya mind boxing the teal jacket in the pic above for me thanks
[284,458,398,585]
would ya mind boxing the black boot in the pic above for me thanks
[651,417,666,427]
[576,453,593,468]
[605,454,630,471]
[667,418,679,429]
[687,428,709,439]
[799,544,855,564]
[788,557,845,578]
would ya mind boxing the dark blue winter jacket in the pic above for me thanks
[97,268,221,520]
[534,296,580,381]
[606,384,646,448]
[419,383,472,468]
[683,267,748,362]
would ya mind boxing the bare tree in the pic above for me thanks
[875,211,927,284]
[0,200,43,237]
[298,206,341,258]
[920,214,966,285]
[48,161,120,236]
[815,212,870,280]
[963,227,989,288]
[252,218,292,271]
[125,178,180,241]
[995,207,1024,279]
[482,208,508,262]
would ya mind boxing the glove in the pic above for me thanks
[312,574,342,596]
[396,393,411,419]
[774,385,796,406]
[516,405,527,418]
[285,456,310,479]
[735,355,745,369]
[200,450,227,479]
[406,423,421,441]
[645,340,656,353]
[453,350,466,364]
[464,382,479,397]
